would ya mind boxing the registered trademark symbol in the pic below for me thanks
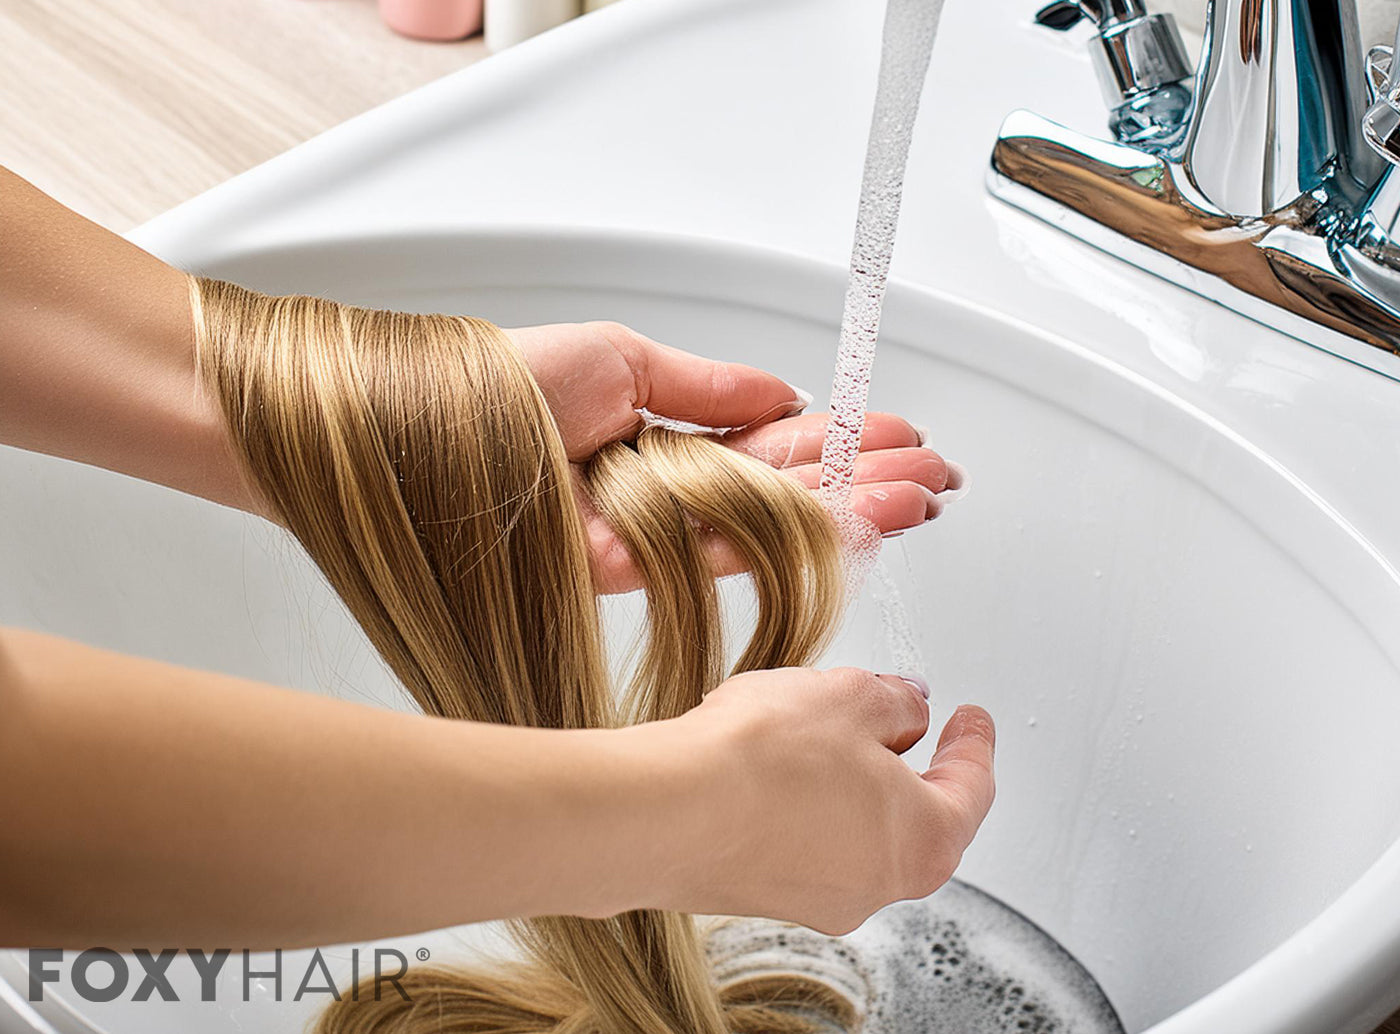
[415,948,430,962]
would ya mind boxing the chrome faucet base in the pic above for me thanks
[989,110,1400,377]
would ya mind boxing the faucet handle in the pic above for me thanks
[1032,0,1192,150]
[1033,0,1146,30]
[1034,1,1094,31]
[1366,45,1393,100]
[1363,45,1400,166]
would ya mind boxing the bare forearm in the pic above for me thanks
[0,629,687,949]
[0,167,255,512]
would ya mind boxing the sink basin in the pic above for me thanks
[5,231,1400,1034]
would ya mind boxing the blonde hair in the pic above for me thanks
[190,276,850,1034]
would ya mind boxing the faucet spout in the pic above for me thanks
[989,0,1400,372]
[1182,0,1385,219]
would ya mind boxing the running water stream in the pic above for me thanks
[818,0,947,678]
[803,10,1125,1030]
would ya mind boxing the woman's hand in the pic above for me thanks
[635,667,996,934]
[0,169,953,560]
[507,321,954,594]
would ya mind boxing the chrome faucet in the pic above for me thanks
[989,0,1400,372]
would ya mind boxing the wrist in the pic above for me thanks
[549,716,728,919]
[602,710,750,918]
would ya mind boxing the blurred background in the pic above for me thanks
[0,0,621,231]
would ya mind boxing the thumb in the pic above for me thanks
[637,337,809,431]
[922,705,996,838]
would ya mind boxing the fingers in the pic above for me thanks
[588,535,643,595]
[617,329,806,432]
[733,414,950,534]
[922,705,997,842]
[832,669,931,754]
[594,476,942,592]
[575,467,648,595]
[851,480,943,532]
[784,446,948,495]
[725,411,923,468]
[689,479,938,583]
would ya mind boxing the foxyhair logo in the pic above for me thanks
[28,947,416,1003]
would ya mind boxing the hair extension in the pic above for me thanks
[189,276,850,1034]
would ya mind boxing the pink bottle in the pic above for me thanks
[378,0,483,40]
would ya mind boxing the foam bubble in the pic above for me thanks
[706,880,1124,1034]
[634,407,740,436]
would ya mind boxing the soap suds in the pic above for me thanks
[706,881,1125,1034]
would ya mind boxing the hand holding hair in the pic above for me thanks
[655,668,996,936]
[507,321,953,593]
[0,166,949,598]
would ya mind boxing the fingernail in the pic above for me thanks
[881,530,905,539]
[947,705,995,752]
[935,461,971,506]
[786,385,814,414]
[920,486,944,522]
[896,673,930,700]
[912,423,931,447]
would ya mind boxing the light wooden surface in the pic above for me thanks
[4,2,1400,1031]
[0,0,487,231]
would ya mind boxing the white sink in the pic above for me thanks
[6,231,1400,1034]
